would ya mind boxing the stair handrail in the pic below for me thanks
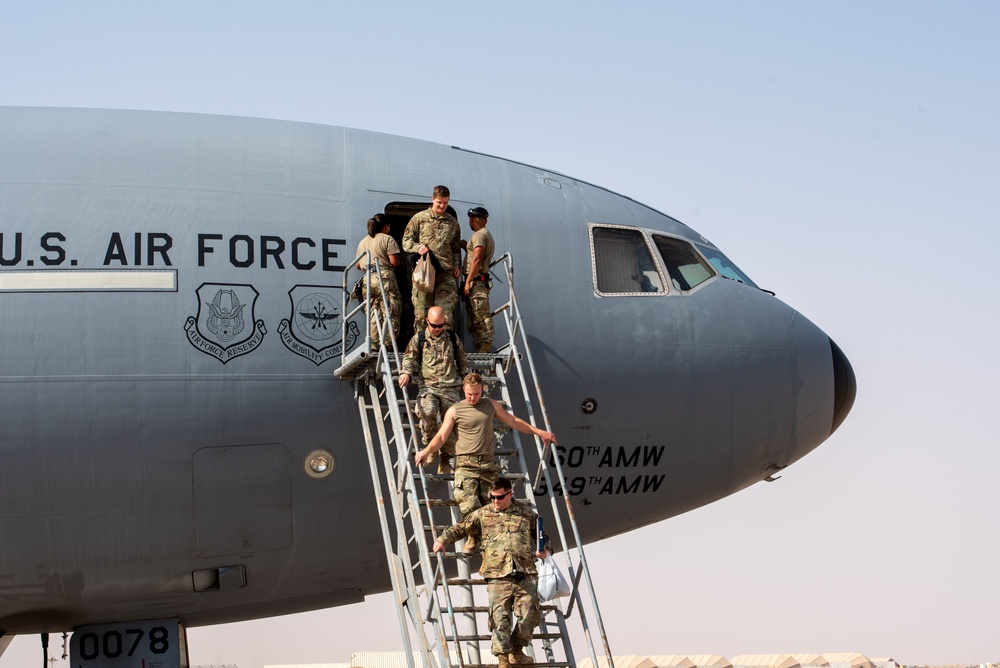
[491,253,614,667]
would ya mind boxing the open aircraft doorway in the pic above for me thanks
[382,201,460,345]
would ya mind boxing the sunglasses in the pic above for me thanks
[489,491,511,501]
[427,322,446,329]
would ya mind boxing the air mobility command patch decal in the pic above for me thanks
[278,284,359,365]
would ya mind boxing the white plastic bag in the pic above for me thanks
[536,555,570,602]
[412,254,435,293]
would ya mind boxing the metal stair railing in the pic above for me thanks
[335,250,615,668]
[336,250,455,668]
[482,253,614,668]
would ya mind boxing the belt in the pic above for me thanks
[486,571,526,583]
[455,454,493,463]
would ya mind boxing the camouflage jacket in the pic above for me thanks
[401,328,468,388]
[402,208,462,272]
[436,500,538,578]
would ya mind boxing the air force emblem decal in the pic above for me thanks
[184,283,267,363]
[278,285,359,365]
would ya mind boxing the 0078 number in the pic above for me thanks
[75,626,170,660]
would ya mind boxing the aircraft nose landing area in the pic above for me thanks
[830,337,857,434]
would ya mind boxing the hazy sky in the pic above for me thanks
[2,2,998,666]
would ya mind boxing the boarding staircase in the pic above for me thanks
[335,251,614,668]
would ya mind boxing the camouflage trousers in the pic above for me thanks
[412,273,458,331]
[453,456,499,518]
[487,576,540,656]
[465,280,493,350]
[414,385,460,457]
[363,269,401,349]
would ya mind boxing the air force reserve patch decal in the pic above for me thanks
[184,283,267,363]
[278,284,359,365]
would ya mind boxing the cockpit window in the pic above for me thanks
[652,235,715,291]
[590,226,665,295]
[695,244,758,288]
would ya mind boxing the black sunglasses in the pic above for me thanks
[489,491,511,501]
[427,321,446,329]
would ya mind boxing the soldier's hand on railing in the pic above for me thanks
[398,373,410,388]
[432,541,445,554]
[538,430,557,446]
[415,447,429,467]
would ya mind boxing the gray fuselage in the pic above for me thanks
[0,108,854,633]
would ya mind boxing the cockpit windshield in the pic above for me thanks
[695,244,757,288]
[590,226,665,295]
[652,235,714,291]
[589,224,758,296]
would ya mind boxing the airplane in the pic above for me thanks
[0,107,855,663]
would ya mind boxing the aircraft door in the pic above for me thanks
[382,201,461,346]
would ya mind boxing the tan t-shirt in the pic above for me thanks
[453,397,496,456]
[356,233,400,270]
[464,227,495,276]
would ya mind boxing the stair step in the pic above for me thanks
[446,632,564,642]
[419,499,458,507]
[421,471,528,483]
[422,473,455,481]
[449,604,561,613]
[461,664,570,668]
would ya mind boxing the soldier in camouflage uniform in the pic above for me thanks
[402,185,463,331]
[416,373,556,553]
[433,477,549,667]
[462,206,495,353]
[355,214,402,349]
[399,306,468,473]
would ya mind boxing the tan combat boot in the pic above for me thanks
[496,654,510,668]
[509,647,533,665]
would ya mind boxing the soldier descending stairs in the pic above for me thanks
[336,251,615,668]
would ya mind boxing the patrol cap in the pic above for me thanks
[468,206,489,219]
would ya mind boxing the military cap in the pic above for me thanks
[467,206,489,219]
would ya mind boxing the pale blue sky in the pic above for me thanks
[2,2,998,666]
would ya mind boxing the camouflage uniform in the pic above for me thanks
[356,234,402,349]
[402,207,462,330]
[436,500,541,657]
[402,327,468,463]
[464,226,495,350]
[452,398,500,519]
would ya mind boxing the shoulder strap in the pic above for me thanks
[447,330,463,369]
[415,329,461,368]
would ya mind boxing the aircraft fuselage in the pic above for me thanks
[0,108,854,633]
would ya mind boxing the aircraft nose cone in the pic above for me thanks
[830,337,856,434]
